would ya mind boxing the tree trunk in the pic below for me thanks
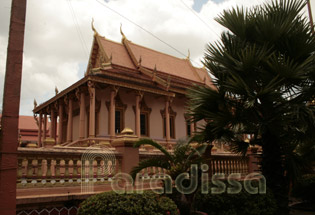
[262,131,289,215]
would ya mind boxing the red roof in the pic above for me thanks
[0,115,37,130]
[0,115,53,131]
[99,38,136,70]
[98,35,213,87]
[18,115,38,130]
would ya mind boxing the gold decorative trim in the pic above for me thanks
[91,18,100,37]
[120,24,126,41]
[186,49,190,60]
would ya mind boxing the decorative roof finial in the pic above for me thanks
[34,99,37,109]
[91,18,99,37]
[55,86,59,95]
[152,64,157,81]
[120,23,126,40]
[138,56,142,66]
[186,49,190,60]
[109,53,113,63]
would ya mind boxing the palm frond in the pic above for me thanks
[130,157,170,180]
[134,138,173,161]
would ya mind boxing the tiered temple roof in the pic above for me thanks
[34,26,213,114]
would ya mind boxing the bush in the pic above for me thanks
[78,191,179,215]
[292,174,315,203]
[193,182,277,215]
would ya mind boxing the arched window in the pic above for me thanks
[106,94,127,134]
[133,99,151,137]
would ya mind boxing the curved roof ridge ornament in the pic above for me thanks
[152,64,157,81]
[34,99,37,109]
[138,56,142,66]
[55,86,59,95]
[91,18,100,37]
[186,49,190,60]
[120,23,126,40]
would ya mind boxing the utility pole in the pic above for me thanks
[307,0,314,34]
[0,0,27,214]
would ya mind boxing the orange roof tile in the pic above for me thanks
[0,115,51,131]
[98,37,136,70]
[97,36,213,87]
[18,115,38,130]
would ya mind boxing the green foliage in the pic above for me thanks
[187,0,315,213]
[131,138,208,215]
[131,138,207,180]
[78,191,179,215]
[194,183,277,215]
[292,174,315,203]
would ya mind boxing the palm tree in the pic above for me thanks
[187,0,315,214]
[131,138,207,215]
[131,138,207,179]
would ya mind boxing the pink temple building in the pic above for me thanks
[33,26,213,149]
[15,27,258,215]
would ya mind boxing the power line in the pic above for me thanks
[95,0,203,67]
[179,0,220,38]
[67,0,89,58]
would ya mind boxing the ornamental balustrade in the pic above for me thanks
[17,147,121,187]
[17,146,259,187]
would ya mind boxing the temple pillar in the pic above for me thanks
[109,88,117,138]
[50,108,55,138]
[79,92,86,139]
[43,114,47,142]
[54,114,57,141]
[112,128,139,174]
[88,81,96,137]
[57,101,63,145]
[190,119,195,134]
[37,112,42,147]
[135,93,141,137]
[66,97,73,142]
[165,98,170,142]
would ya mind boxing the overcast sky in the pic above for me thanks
[0,0,313,116]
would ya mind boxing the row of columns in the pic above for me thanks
[36,81,99,146]
[37,112,52,147]
[36,83,175,147]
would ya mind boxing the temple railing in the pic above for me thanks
[17,146,259,187]
[138,151,254,178]
[209,155,249,175]
[17,147,122,187]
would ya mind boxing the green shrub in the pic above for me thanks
[193,182,277,215]
[292,174,315,203]
[78,191,179,215]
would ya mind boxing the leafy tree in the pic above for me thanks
[187,0,315,214]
